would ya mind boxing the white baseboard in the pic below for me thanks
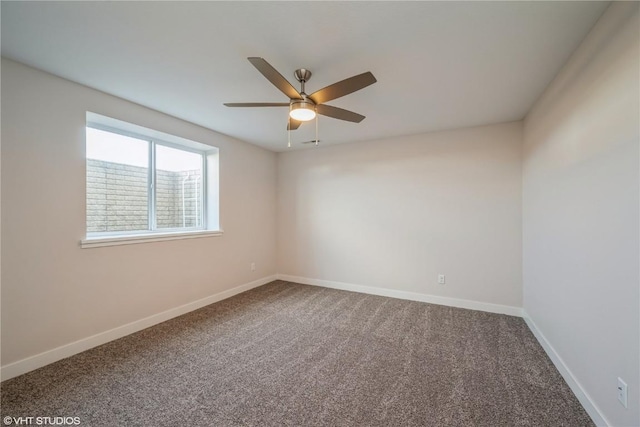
[522,312,609,427]
[0,275,277,382]
[276,274,523,317]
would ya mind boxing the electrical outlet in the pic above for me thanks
[438,274,445,284]
[250,262,256,271]
[618,377,628,408]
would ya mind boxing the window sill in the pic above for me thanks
[80,229,223,249]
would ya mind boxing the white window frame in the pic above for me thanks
[81,114,222,248]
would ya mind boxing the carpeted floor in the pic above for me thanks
[1,280,593,426]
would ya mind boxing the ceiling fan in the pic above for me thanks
[224,57,377,131]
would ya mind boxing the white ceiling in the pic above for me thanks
[1,1,609,152]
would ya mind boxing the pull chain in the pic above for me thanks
[288,104,292,148]
[315,111,318,146]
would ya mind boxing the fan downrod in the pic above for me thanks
[294,69,312,94]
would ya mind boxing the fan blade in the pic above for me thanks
[224,103,289,107]
[316,104,365,123]
[248,57,301,100]
[309,72,376,104]
[287,118,302,130]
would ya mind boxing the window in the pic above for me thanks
[83,113,220,247]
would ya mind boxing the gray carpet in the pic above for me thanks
[1,280,593,426]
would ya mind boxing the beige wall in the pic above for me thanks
[523,2,639,426]
[277,122,523,308]
[1,59,277,366]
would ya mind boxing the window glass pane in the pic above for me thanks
[155,145,203,229]
[86,128,149,233]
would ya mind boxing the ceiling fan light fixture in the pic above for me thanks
[289,100,316,121]
[223,58,376,139]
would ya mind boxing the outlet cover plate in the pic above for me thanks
[618,377,628,408]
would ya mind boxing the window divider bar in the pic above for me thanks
[149,140,157,231]
[201,153,207,229]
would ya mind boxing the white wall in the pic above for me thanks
[522,2,639,426]
[1,59,277,370]
[278,122,523,309]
